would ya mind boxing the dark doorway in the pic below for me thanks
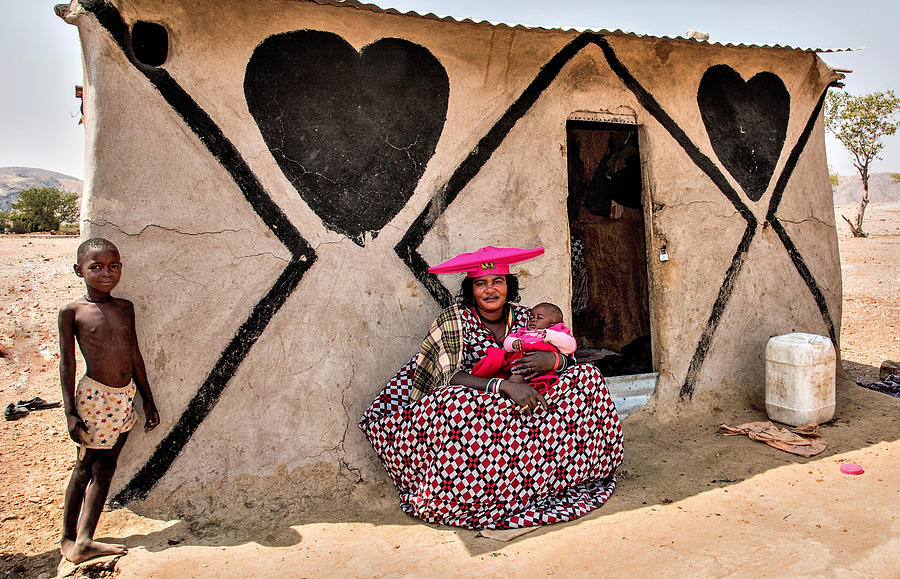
[567,120,652,377]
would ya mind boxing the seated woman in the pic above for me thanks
[359,246,623,529]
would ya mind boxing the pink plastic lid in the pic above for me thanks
[840,463,864,475]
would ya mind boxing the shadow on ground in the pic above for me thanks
[841,359,884,384]
[7,372,898,575]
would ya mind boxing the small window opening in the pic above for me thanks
[131,21,168,67]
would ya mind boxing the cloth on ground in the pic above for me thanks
[75,374,137,458]
[856,374,900,398]
[719,421,827,458]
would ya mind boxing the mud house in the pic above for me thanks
[59,0,846,511]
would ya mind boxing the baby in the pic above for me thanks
[57,238,159,563]
[504,302,577,356]
[472,302,576,395]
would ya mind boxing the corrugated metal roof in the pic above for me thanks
[308,0,854,53]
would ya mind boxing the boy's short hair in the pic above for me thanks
[533,302,563,322]
[76,238,119,265]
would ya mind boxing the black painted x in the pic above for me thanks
[81,3,834,501]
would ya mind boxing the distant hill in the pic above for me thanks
[833,172,900,205]
[0,167,83,211]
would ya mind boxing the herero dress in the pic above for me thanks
[359,304,624,529]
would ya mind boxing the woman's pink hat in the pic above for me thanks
[429,246,545,277]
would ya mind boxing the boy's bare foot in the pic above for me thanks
[61,537,127,564]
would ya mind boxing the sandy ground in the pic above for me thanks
[0,204,898,578]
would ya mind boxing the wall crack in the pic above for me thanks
[83,218,248,238]
[228,251,290,265]
[775,216,831,228]
[338,363,364,483]
[656,200,718,211]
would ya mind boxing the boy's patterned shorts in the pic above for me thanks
[75,375,137,458]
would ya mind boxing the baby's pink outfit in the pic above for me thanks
[503,323,577,355]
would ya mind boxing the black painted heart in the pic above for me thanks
[245,31,449,246]
[697,65,790,202]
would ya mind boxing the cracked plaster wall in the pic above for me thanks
[68,0,842,512]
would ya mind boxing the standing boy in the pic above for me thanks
[57,238,159,563]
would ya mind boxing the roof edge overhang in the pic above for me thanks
[306,0,855,54]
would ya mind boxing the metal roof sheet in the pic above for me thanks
[307,0,854,53]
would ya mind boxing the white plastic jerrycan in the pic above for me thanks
[765,333,835,426]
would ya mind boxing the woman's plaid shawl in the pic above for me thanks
[410,305,464,402]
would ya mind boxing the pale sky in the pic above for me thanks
[2,0,898,180]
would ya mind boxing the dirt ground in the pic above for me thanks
[1,204,898,578]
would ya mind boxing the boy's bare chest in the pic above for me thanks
[75,305,131,348]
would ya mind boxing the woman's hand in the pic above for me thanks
[510,350,556,380]
[500,380,546,416]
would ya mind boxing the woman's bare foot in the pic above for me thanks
[60,537,127,564]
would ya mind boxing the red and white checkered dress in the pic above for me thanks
[359,305,624,529]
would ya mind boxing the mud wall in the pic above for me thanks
[62,0,842,510]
